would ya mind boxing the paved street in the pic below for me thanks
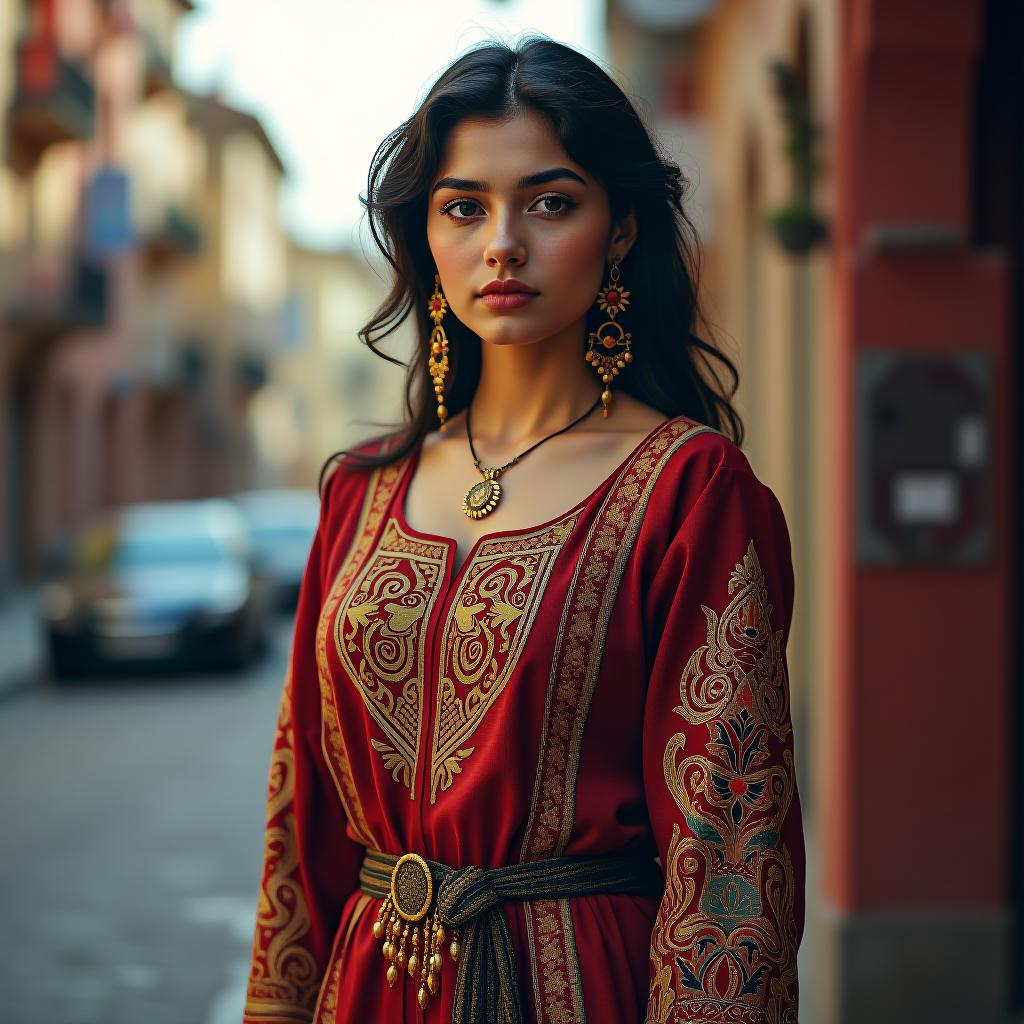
[0,612,297,1024]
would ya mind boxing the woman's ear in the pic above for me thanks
[607,209,639,262]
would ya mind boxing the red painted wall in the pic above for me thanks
[825,0,1011,910]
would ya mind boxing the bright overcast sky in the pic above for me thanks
[175,0,607,251]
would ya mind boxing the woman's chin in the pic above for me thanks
[476,328,542,347]
[474,322,569,348]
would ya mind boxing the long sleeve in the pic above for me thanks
[243,473,366,1024]
[642,462,805,1024]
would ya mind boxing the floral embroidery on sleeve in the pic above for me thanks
[647,540,800,1024]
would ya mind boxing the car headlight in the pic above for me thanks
[195,582,249,624]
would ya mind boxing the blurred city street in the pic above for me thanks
[0,609,295,1024]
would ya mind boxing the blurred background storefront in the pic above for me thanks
[0,0,1020,1021]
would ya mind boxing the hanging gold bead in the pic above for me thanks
[408,953,419,977]
[372,919,384,939]
[387,963,398,987]
[427,970,439,994]
[418,986,429,1009]
[450,938,460,961]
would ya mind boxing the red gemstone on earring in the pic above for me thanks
[606,291,619,304]
[430,300,442,311]
[602,336,616,349]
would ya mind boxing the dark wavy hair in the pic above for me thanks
[318,34,742,496]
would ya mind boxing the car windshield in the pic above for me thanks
[249,523,314,544]
[111,532,228,569]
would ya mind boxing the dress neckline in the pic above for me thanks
[392,415,680,573]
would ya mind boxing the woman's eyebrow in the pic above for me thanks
[430,167,587,195]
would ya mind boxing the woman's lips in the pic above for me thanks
[478,292,538,310]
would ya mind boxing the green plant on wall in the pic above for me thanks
[764,58,829,254]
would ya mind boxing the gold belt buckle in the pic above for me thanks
[371,853,461,1010]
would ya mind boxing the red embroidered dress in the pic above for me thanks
[243,416,805,1024]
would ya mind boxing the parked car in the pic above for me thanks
[41,499,271,679]
[231,488,319,610]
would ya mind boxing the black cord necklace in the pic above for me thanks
[462,393,604,519]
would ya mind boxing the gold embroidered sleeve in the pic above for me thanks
[642,467,806,1024]
[243,503,366,1024]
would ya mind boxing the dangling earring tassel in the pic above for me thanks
[585,256,633,417]
[426,274,450,431]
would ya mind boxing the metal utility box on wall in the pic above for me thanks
[856,351,992,565]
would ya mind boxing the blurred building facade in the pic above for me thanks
[609,0,1021,1020]
[252,242,404,489]
[1,0,118,587]
[0,0,208,586]
[0,0,406,596]
[174,87,289,496]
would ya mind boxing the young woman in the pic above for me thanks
[243,37,805,1024]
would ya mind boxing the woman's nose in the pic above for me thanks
[483,212,527,267]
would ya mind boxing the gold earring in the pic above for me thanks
[585,255,633,417]
[427,273,450,431]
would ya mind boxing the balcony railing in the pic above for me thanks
[2,249,109,335]
[142,206,202,266]
[9,38,96,168]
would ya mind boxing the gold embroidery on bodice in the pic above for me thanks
[329,507,579,802]
[332,518,450,798]
[429,515,579,803]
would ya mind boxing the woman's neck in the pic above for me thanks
[467,321,604,445]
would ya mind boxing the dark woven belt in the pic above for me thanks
[359,846,663,1023]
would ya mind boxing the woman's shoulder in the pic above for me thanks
[653,415,760,491]
[318,429,407,513]
[639,415,786,546]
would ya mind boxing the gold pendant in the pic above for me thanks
[463,467,502,519]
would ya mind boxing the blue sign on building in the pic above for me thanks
[278,291,306,350]
[85,167,134,255]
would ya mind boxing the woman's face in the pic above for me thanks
[426,110,635,349]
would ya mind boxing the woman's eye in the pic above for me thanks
[531,195,575,215]
[440,194,577,222]
[441,199,483,221]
